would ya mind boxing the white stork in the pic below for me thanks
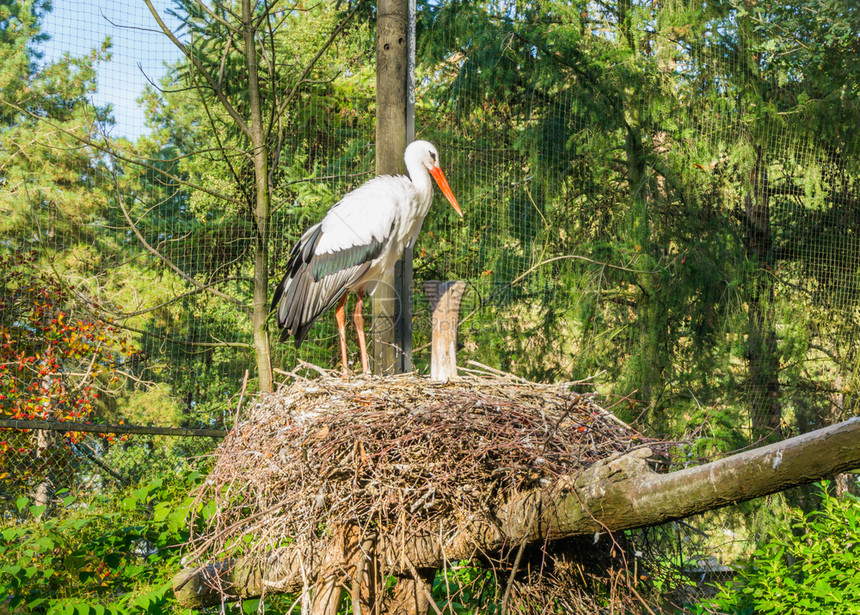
[271,140,462,377]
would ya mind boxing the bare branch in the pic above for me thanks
[193,0,240,33]
[106,318,255,350]
[0,419,227,438]
[459,254,660,327]
[144,0,252,138]
[274,0,368,126]
[187,53,252,207]
[110,168,251,314]
[94,277,248,319]
[0,98,244,206]
[217,32,236,90]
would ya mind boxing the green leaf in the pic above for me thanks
[15,497,30,513]
[35,536,56,551]
[71,518,89,531]
[103,553,122,569]
[168,508,189,530]
[124,564,145,577]
[130,593,154,611]
[63,554,86,569]
[152,502,171,523]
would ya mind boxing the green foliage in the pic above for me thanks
[696,485,860,615]
[738,0,860,160]
[414,0,860,450]
[122,0,379,388]
[0,0,49,124]
[2,0,860,610]
[3,0,856,439]
[0,473,202,614]
[0,0,112,243]
[431,563,499,613]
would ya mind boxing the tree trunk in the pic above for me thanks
[424,280,467,381]
[32,428,58,518]
[243,0,273,393]
[745,149,780,441]
[173,417,860,608]
[624,112,665,431]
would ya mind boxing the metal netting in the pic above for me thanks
[413,2,860,446]
[1,0,859,605]
[8,0,855,435]
[0,427,214,510]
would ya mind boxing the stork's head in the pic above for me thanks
[405,140,463,217]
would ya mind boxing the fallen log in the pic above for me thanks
[174,416,860,608]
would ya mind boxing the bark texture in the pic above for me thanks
[372,0,408,375]
[424,280,467,382]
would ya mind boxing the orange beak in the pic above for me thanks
[429,166,463,218]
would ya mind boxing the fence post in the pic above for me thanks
[393,0,417,374]
[374,0,410,375]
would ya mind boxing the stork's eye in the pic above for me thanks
[429,151,437,163]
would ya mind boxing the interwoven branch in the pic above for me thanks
[187,374,664,572]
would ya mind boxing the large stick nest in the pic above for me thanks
[188,372,666,569]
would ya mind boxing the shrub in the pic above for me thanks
[0,473,198,614]
[698,483,860,615]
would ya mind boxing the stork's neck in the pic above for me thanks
[406,160,434,207]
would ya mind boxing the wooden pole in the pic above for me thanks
[424,281,467,381]
[393,0,417,375]
[373,0,409,375]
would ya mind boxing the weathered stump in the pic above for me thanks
[423,280,467,381]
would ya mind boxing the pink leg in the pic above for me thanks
[353,290,370,376]
[335,294,349,378]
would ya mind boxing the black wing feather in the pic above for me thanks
[271,224,386,347]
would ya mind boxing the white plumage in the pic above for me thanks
[271,140,462,376]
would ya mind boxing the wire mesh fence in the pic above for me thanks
[0,424,217,511]
[2,0,859,607]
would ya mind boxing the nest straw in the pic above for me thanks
[187,371,665,574]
